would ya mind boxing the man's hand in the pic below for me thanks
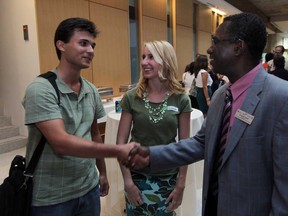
[127,145,150,169]
[99,175,109,197]
[117,142,140,166]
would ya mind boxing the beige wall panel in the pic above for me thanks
[142,16,167,43]
[89,0,128,11]
[197,31,211,57]
[90,3,130,95]
[198,4,212,33]
[142,0,166,20]
[176,25,194,80]
[212,13,224,33]
[36,0,92,81]
[176,0,193,27]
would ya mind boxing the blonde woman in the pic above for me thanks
[117,40,192,215]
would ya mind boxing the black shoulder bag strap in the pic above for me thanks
[24,71,60,177]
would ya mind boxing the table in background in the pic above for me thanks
[104,109,204,216]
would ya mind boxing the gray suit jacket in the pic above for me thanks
[150,68,288,215]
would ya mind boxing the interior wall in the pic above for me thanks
[142,17,167,42]
[176,0,194,79]
[141,0,167,43]
[269,34,285,51]
[196,4,213,56]
[35,0,92,80]
[89,2,130,95]
[0,0,39,136]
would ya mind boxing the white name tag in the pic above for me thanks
[235,109,254,125]
[167,106,178,112]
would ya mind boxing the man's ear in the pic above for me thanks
[234,39,244,55]
[56,40,65,52]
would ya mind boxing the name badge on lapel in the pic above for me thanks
[235,109,254,125]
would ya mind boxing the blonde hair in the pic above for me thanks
[136,40,184,97]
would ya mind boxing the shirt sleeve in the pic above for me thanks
[85,81,106,120]
[22,78,62,125]
[179,93,193,113]
[120,89,134,112]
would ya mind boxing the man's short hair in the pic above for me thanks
[54,17,99,60]
[274,56,285,69]
[224,13,267,62]
[265,52,274,62]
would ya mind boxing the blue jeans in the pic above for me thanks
[31,185,100,216]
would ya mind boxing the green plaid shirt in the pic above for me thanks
[22,70,105,206]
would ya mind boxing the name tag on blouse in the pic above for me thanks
[167,106,178,112]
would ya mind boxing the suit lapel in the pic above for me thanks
[206,86,227,175]
[220,69,267,168]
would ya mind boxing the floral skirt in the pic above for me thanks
[125,172,177,216]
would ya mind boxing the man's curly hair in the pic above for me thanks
[224,13,267,61]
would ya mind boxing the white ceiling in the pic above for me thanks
[196,0,288,36]
[196,0,241,16]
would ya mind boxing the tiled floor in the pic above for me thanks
[0,148,201,216]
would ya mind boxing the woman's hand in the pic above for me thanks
[206,98,211,106]
[165,186,185,212]
[125,183,144,206]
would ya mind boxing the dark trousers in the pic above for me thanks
[204,188,218,216]
[189,95,199,109]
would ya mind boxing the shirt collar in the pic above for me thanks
[230,63,262,101]
[51,69,91,95]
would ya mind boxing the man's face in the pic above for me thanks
[273,47,283,57]
[207,21,237,77]
[59,30,96,69]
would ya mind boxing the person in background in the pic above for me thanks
[128,12,288,216]
[268,45,288,71]
[117,40,192,215]
[22,17,137,216]
[262,52,274,71]
[208,65,227,95]
[211,73,227,95]
[182,61,199,108]
[194,54,213,117]
[269,55,288,81]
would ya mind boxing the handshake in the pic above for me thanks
[117,143,151,170]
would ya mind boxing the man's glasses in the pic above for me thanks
[211,35,239,46]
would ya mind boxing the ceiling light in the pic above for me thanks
[211,7,226,16]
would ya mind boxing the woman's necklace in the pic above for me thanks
[143,90,169,124]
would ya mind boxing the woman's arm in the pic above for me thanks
[201,72,211,106]
[166,111,191,212]
[117,111,144,206]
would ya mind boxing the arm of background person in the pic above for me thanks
[201,72,211,106]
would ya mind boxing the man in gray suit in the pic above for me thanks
[127,13,288,216]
